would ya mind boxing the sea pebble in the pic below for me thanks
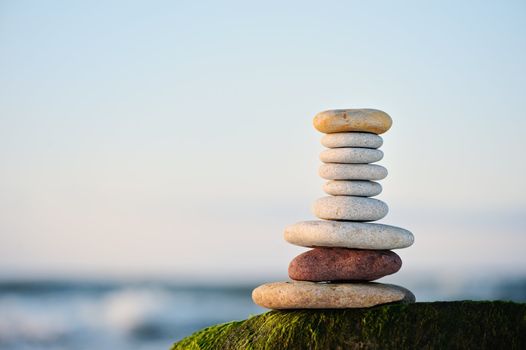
[323,180,382,196]
[288,248,401,282]
[313,196,388,221]
[320,148,383,164]
[313,109,392,134]
[284,220,414,250]
[319,164,387,180]
[321,132,383,149]
[252,281,415,309]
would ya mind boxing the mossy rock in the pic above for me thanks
[171,301,525,349]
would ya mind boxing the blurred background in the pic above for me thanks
[1,1,525,349]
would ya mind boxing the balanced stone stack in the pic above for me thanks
[253,109,415,309]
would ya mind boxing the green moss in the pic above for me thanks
[171,301,526,350]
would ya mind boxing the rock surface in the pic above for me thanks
[321,132,383,149]
[288,248,401,282]
[252,281,414,309]
[320,148,383,164]
[313,196,388,221]
[284,220,414,249]
[172,302,526,350]
[319,163,388,180]
[323,180,382,196]
[313,109,393,134]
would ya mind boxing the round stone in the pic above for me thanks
[321,132,383,149]
[319,164,387,180]
[284,220,414,250]
[313,109,393,134]
[313,196,388,221]
[324,180,382,196]
[289,248,402,282]
[252,281,415,309]
[320,148,383,164]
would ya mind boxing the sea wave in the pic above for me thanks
[0,276,523,350]
[0,282,260,350]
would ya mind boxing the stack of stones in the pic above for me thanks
[253,109,415,309]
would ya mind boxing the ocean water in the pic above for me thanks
[0,281,262,350]
[0,276,524,350]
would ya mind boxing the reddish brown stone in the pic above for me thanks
[288,248,401,282]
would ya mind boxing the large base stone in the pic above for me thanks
[252,281,414,309]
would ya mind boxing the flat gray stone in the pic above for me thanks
[313,196,388,221]
[284,220,414,249]
[320,148,383,164]
[319,164,388,180]
[321,132,383,149]
[324,180,382,196]
[252,281,415,309]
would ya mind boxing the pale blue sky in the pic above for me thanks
[0,1,525,280]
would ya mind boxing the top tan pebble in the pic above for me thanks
[313,109,393,134]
